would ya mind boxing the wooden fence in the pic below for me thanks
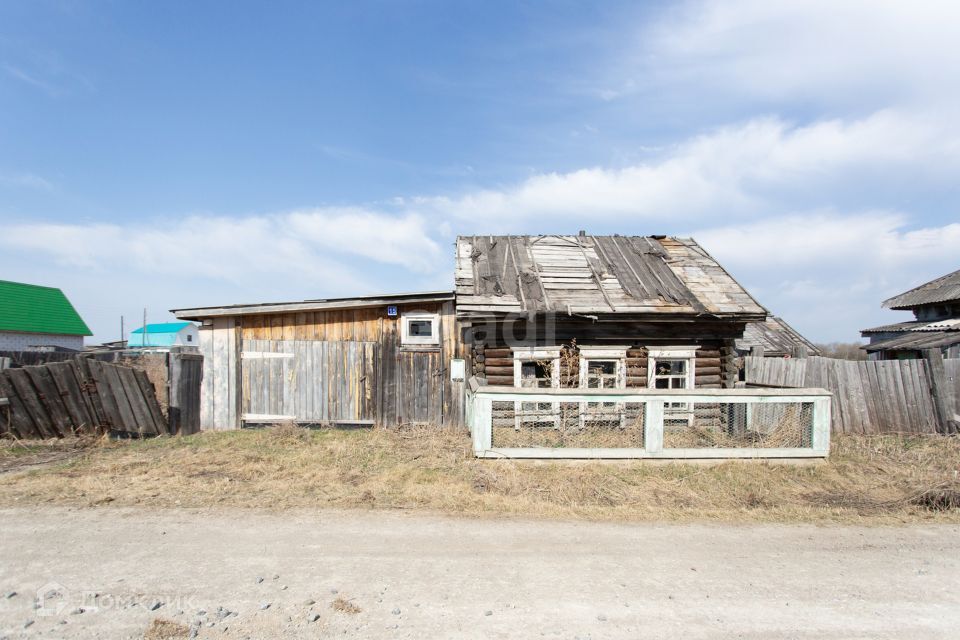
[745,355,959,434]
[0,359,168,439]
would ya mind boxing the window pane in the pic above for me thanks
[654,378,670,389]
[519,360,552,388]
[408,320,432,337]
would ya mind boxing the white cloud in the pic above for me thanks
[0,208,448,340]
[418,109,959,225]
[632,0,960,108]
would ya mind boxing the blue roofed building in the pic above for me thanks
[128,321,199,349]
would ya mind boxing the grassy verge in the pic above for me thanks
[0,426,958,523]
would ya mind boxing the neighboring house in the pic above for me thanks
[127,322,199,349]
[735,316,821,358]
[861,268,960,360]
[174,234,789,431]
[0,280,91,352]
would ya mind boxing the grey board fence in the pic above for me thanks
[745,355,959,434]
[0,359,168,439]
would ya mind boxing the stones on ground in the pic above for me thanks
[597,614,607,622]
[330,589,338,595]
[255,577,264,584]
[148,600,163,611]
[484,610,493,616]
[280,585,288,590]
[303,599,315,606]
[272,574,280,580]
[308,613,321,623]
[215,606,233,620]
[259,602,271,610]
[70,607,84,615]
[4,591,15,599]
[23,620,34,629]
[392,607,401,615]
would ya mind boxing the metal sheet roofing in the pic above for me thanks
[130,322,192,334]
[736,316,821,356]
[0,280,91,336]
[882,268,960,309]
[864,330,960,353]
[455,235,766,318]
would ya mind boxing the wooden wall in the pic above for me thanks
[197,301,464,430]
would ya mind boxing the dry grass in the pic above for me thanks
[331,596,362,614]
[144,618,190,639]
[0,425,958,524]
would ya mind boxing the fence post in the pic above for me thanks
[923,348,958,435]
[645,400,664,453]
[812,396,832,454]
[472,395,492,456]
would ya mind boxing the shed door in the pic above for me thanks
[242,339,377,424]
[397,350,443,425]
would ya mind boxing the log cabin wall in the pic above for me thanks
[467,316,742,390]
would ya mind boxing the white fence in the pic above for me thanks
[465,380,831,459]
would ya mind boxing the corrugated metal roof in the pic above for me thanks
[864,330,960,353]
[130,322,192,334]
[455,235,766,317]
[736,316,821,356]
[860,320,928,334]
[882,268,960,309]
[0,280,91,336]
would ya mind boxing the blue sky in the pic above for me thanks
[2,0,958,343]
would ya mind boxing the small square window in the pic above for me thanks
[401,312,440,345]
[186,334,193,342]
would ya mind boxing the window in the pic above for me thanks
[401,312,440,346]
[513,347,561,429]
[647,346,697,423]
[186,334,193,342]
[578,346,628,426]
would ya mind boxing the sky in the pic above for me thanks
[1,0,958,344]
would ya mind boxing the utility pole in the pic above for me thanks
[143,308,148,348]
[120,316,125,345]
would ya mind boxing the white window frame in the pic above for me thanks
[578,346,628,428]
[512,347,561,430]
[647,346,697,423]
[400,312,440,346]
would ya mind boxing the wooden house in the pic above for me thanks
[861,268,960,360]
[173,234,774,430]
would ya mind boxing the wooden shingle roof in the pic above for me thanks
[455,235,766,318]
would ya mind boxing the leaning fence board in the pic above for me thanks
[6,368,58,439]
[0,373,39,438]
[24,366,74,437]
[47,362,94,434]
[133,369,168,435]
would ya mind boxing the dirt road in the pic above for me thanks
[0,507,957,639]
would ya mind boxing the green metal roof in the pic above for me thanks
[0,280,92,336]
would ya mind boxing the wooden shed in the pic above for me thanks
[173,292,464,429]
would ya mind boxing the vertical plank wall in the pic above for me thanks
[198,301,464,429]
[745,355,958,434]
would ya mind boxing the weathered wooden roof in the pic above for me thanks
[736,316,821,356]
[882,268,960,309]
[455,235,765,318]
